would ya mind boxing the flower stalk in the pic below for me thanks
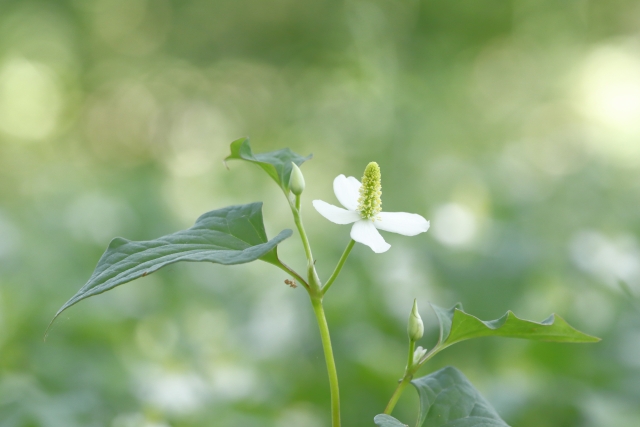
[322,239,355,296]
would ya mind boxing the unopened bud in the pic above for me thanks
[413,345,427,366]
[407,299,424,341]
[290,162,305,195]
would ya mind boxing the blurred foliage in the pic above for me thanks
[1,0,640,426]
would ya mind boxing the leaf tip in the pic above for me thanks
[282,228,293,238]
[302,152,314,163]
[44,308,65,341]
[108,237,130,249]
[225,136,251,163]
[550,313,602,343]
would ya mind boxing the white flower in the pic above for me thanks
[312,163,430,253]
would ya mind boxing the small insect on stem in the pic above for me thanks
[284,279,297,289]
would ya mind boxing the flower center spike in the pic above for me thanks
[357,162,382,220]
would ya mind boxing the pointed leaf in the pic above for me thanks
[412,367,509,427]
[431,302,462,344]
[53,202,291,322]
[430,303,600,349]
[225,137,312,193]
[374,414,409,427]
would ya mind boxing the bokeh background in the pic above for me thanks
[1,0,640,426]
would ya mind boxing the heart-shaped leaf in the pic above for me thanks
[225,137,312,193]
[412,367,509,427]
[52,202,291,324]
[430,303,600,349]
[374,414,409,427]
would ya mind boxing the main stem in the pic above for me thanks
[289,195,340,426]
[311,296,341,427]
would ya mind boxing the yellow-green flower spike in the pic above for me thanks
[358,162,382,220]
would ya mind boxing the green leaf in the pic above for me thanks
[412,367,509,427]
[52,202,292,323]
[225,137,312,193]
[430,303,600,348]
[374,414,409,427]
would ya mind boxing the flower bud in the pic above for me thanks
[413,345,427,365]
[289,162,305,195]
[407,299,424,341]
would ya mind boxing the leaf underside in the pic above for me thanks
[430,303,600,348]
[412,367,509,427]
[224,137,312,192]
[374,414,409,427]
[52,202,291,324]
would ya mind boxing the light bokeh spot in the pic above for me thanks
[431,203,478,248]
[0,58,62,141]
[570,230,640,294]
[579,45,640,131]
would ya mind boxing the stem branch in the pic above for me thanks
[276,262,310,291]
[290,197,321,290]
[384,377,412,415]
[383,344,443,415]
[322,239,355,296]
[384,340,415,414]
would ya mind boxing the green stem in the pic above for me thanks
[383,345,443,415]
[293,208,313,266]
[384,376,412,415]
[384,340,415,414]
[290,198,321,290]
[321,239,355,296]
[311,296,341,427]
[288,194,340,425]
[406,340,416,373]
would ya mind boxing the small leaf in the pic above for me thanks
[52,202,291,323]
[374,414,409,427]
[412,367,509,427]
[225,137,312,193]
[430,303,600,348]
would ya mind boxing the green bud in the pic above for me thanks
[289,162,305,195]
[408,299,424,341]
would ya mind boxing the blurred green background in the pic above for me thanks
[1,0,640,426]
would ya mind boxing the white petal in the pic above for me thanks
[351,220,391,253]
[374,212,430,236]
[313,200,360,224]
[333,174,361,211]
